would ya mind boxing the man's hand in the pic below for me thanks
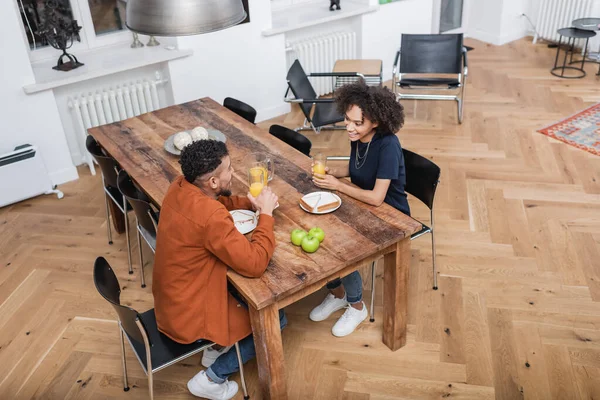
[247,187,279,216]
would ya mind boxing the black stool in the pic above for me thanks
[551,27,596,78]
[572,17,600,75]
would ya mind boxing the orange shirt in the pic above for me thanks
[152,176,275,345]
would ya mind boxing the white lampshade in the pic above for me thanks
[126,0,247,36]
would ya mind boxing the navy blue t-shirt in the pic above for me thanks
[349,132,410,216]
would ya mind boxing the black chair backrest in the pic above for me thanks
[400,34,463,74]
[117,170,157,235]
[269,125,312,156]
[223,97,257,124]
[86,135,120,189]
[403,148,440,210]
[93,257,149,345]
[286,60,318,119]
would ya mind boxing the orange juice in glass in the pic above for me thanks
[249,167,265,197]
[313,153,327,175]
[249,164,269,186]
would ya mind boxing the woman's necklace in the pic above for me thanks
[354,133,375,170]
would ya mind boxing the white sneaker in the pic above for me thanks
[309,293,348,322]
[331,302,368,337]
[187,370,238,400]
[202,345,232,368]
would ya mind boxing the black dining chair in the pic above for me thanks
[284,59,362,134]
[86,135,134,275]
[117,170,159,288]
[268,124,312,156]
[368,148,441,321]
[392,34,468,123]
[223,97,257,124]
[94,257,250,400]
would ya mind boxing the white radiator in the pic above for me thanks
[533,0,594,44]
[0,145,63,208]
[68,79,165,175]
[286,31,357,96]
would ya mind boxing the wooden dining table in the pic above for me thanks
[89,97,422,399]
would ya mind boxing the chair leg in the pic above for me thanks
[119,326,130,391]
[431,230,438,291]
[369,261,376,322]
[136,229,146,288]
[104,194,113,245]
[456,98,463,124]
[147,369,154,400]
[123,198,133,275]
[235,342,250,400]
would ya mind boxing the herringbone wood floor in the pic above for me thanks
[1,38,600,399]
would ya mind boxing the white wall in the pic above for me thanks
[467,0,531,45]
[168,1,289,122]
[1,3,78,186]
[361,0,435,80]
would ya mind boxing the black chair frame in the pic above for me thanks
[392,34,468,124]
[93,257,250,400]
[284,59,364,134]
[268,124,312,156]
[86,135,134,274]
[223,97,257,124]
[117,170,159,288]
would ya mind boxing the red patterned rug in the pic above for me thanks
[537,103,600,156]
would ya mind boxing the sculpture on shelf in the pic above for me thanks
[36,0,83,71]
[330,0,341,11]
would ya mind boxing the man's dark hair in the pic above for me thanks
[334,79,405,134]
[179,139,228,183]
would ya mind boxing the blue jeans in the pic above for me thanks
[326,270,363,304]
[207,286,287,384]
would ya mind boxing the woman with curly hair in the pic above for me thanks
[310,79,409,337]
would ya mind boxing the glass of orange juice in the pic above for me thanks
[313,153,327,175]
[248,167,265,198]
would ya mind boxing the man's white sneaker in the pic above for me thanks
[187,370,238,400]
[331,302,368,337]
[309,293,348,322]
[202,345,232,368]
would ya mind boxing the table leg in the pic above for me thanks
[107,194,126,234]
[249,304,287,399]
[382,238,411,351]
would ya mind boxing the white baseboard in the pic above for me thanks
[498,30,530,46]
[469,29,530,46]
[49,166,79,186]
[256,103,291,123]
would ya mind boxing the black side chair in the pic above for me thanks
[223,97,257,124]
[392,34,468,123]
[117,170,159,288]
[94,257,250,400]
[86,135,134,275]
[284,59,361,134]
[368,148,440,321]
[268,124,312,156]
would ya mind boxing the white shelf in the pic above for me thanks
[23,43,193,94]
[264,0,378,36]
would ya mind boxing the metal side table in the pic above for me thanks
[552,27,596,78]
[573,17,600,75]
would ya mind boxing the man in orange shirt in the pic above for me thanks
[152,139,284,400]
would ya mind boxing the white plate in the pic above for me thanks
[299,192,342,214]
[164,129,227,156]
[230,209,258,234]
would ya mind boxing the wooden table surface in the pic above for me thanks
[89,98,421,399]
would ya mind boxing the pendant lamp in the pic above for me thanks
[126,0,247,36]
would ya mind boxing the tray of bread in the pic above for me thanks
[299,191,342,214]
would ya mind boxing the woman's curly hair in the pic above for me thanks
[334,79,405,134]
[179,139,228,183]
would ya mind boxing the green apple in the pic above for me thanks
[308,227,325,242]
[301,235,320,253]
[290,229,308,246]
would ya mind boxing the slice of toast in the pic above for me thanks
[300,192,340,212]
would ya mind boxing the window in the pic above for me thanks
[87,0,126,36]
[15,0,131,62]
